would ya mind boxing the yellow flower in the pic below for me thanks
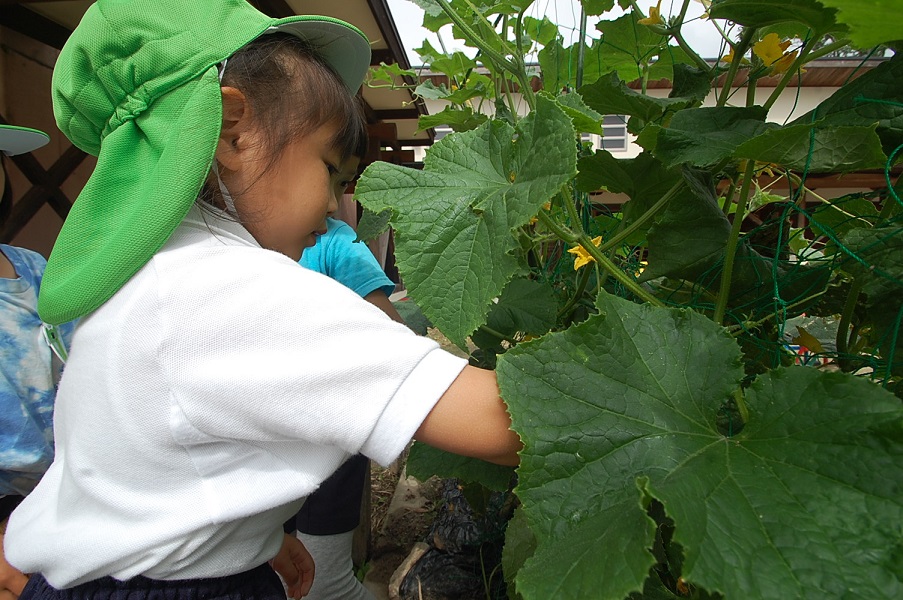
[567,236,603,270]
[720,47,750,66]
[528,202,553,226]
[753,33,791,67]
[771,50,800,74]
[638,0,663,26]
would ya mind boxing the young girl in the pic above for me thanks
[4,1,521,598]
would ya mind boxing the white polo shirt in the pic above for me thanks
[6,205,467,588]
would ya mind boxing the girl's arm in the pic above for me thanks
[415,366,522,467]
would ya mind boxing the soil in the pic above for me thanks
[364,458,444,596]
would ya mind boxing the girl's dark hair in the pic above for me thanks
[198,33,368,214]
[221,32,368,168]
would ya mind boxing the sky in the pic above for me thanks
[384,0,731,65]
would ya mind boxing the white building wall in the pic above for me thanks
[415,86,840,162]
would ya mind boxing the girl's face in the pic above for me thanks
[229,120,359,261]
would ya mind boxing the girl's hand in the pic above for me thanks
[269,533,315,599]
[0,529,28,598]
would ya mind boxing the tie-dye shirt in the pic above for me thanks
[0,244,74,496]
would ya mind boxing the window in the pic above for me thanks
[600,115,628,152]
[578,115,629,153]
[433,125,453,141]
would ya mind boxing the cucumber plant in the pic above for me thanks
[358,1,903,597]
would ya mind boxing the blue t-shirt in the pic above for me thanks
[299,218,395,298]
[0,244,74,496]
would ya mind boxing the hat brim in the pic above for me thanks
[268,17,372,93]
[0,125,50,156]
[39,68,222,324]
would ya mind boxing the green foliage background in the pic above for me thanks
[360,1,903,597]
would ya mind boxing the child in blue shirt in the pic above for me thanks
[0,124,73,599]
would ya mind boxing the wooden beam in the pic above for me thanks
[0,144,87,242]
[370,49,394,66]
[0,4,71,50]
[372,108,421,121]
[365,0,410,70]
[365,0,433,142]
[398,138,433,147]
[0,0,77,4]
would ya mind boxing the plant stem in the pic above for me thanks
[668,1,712,74]
[479,324,515,344]
[433,0,516,74]
[558,263,593,321]
[721,179,737,216]
[763,35,819,111]
[576,8,587,88]
[599,179,685,253]
[836,278,864,371]
[713,159,757,324]
[716,27,755,107]
[539,210,665,307]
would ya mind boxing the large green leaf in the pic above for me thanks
[734,123,888,172]
[406,441,515,491]
[417,105,488,132]
[356,96,576,346]
[517,495,658,599]
[840,226,903,363]
[485,276,559,337]
[708,0,843,34]
[579,72,697,126]
[501,508,535,600]
[498,292,903,599]
[539,38,609,91]
[841,226,903,303]
[639,171,732,282]
[819,0,903,48]
[576,150,682,242]
[552,90,605,135]
[653,106,774,168]
[792,54,903,157]
[595,12,668,82]
[580,0,616,15]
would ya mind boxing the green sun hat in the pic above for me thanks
[0,124,50,156]
[38,0,371,325]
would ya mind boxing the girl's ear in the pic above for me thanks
[215,86,251,171]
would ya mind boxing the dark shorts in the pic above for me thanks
[293,454,368,536]
[21,563,283,599]
[0,494,24,522]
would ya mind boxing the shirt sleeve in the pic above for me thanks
[300,219,395,299]
[157,247,466,467]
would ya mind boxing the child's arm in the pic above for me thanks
[361,290,403,324]
[415,366,522,467]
